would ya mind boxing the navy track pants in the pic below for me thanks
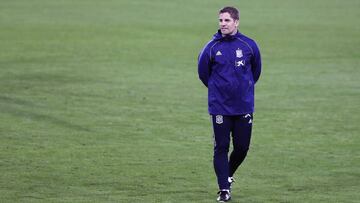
[211,114,253,190]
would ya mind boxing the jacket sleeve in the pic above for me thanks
[198,45,212,87]
[251,42,261,84]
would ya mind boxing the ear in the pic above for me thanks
[235,20,239,27]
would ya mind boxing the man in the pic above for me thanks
[197,6,261,202]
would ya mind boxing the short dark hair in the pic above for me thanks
[219,6,239,20]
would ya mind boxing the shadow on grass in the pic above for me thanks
[0,96,91,132]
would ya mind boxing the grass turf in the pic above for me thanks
[0,0,359,202]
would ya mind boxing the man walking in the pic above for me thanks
[197,6,262,202]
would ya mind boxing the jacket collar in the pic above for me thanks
[213,29,241,41]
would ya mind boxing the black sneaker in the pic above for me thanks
[217,190,231,202]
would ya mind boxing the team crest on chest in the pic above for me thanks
[236,49,243,58]
[215,115,223,124]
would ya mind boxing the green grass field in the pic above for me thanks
[1,0,359,202]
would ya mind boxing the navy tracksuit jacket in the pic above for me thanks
[198,30,261,115]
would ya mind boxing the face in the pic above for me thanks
[219,12,239,36]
